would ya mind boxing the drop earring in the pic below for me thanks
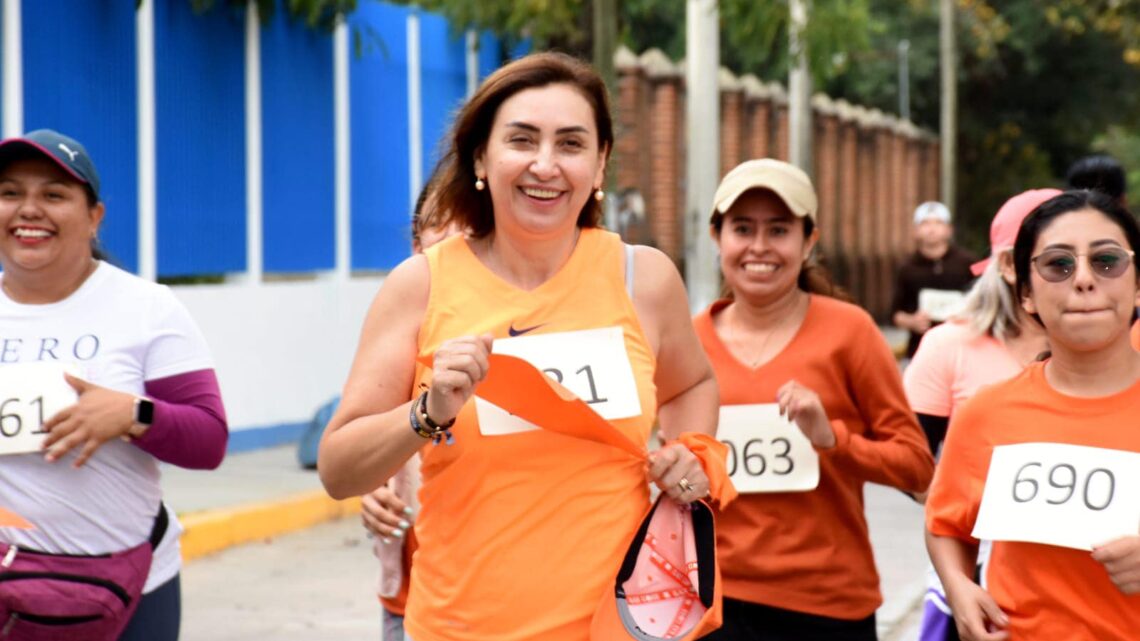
[475,177,486,191]
[594,189,605,202]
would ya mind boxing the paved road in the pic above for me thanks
[182,483,926,641]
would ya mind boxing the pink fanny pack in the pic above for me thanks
[0,504,167,641]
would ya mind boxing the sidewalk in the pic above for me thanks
[162,445,360,562]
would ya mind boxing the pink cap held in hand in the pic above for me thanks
[970,188,1064,276]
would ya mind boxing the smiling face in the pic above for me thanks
[713,189,818,305]
[1022,208,1140,351]
[473,83,607,240]
[0,156,103,282]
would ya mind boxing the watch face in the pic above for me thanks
[136,399,155,425]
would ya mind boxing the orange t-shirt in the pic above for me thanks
[695,296,934,620]
[403,229,658,641]
[926,362,1140,640]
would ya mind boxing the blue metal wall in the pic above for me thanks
[154,0,247,277]
[349,3,412,270]
[261,10,336,273]
[22,0,139,273]
[419,13,467,181]
[6,1,503,278]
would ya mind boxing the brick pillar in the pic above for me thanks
[719,69,744,176]
[614,49,645,193]
[855,112,878,310]
[772,84,789,161]
[642,49,683,262]
[740,75,770,160]
[836,107,859,295]
[813,96,840,262]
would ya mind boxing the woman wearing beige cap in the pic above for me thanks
[695,159,934,640]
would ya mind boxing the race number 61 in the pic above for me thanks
[0,397,50,438]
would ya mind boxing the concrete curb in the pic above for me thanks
[179,490,361,562]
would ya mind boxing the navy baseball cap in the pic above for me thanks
[0,129,101,200]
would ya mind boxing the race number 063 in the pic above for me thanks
[1012,462,1115,511]
[723,437,794,477]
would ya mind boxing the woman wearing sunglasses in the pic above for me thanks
[925,190,1140,640]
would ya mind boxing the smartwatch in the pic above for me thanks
[129,397,155,439]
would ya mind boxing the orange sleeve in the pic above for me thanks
[925,394,990,542]
[675,432,738,507]
[820,316,935,493]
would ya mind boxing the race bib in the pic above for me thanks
[918,288,966,322]
[972,443,1140,550]
[475,327,641,436]
[716,404,820,493]
[0,362,79,456]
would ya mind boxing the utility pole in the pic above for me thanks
[898,39,911,122]
[940,0,956,211]
[684,0,720,310]
[788,0,812,172]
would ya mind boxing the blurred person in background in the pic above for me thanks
[892,202,979,359]
[902,188,1058,641]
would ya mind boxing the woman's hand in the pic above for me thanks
[41,373,135,467]
[1092,535,1140,594]
[943,573,1010,641]
[361,484,413,544]
[776,380,836,448]
[424,334,493,425]
[648,443,710,504]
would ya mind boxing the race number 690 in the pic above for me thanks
[1012,462,1115,511]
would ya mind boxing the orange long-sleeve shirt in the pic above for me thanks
[695,296,934,620]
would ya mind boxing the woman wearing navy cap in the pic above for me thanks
[0,130,229,640]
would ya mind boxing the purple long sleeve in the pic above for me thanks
[134,369,229,469]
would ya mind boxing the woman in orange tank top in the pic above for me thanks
[318,52,724,641]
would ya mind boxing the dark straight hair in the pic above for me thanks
[711,198,850,302]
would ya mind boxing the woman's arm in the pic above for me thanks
[927,531,1009,641]
[134,369,228,469]
[631,247,721,502]
[318,256,435,499]
[821,315,935,492]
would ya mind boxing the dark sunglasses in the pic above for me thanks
[1030,246,1136,283]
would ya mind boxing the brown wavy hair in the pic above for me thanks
[432,52,614,239]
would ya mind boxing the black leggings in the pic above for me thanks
[700,597,877,641]
[119,574,181,641]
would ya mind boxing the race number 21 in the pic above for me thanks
[973,442,1140,551]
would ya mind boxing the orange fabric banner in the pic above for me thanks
[0,507,32,529]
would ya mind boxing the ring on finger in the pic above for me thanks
[677,477,695,493]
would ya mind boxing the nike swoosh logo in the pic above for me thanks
[508,323,544,337]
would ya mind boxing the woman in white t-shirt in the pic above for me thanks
[0,130,228,640]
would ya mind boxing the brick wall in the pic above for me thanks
[612,47,940,320]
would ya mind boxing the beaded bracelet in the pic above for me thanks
[409,391,455,445]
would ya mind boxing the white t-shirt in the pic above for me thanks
[0,261,215,592]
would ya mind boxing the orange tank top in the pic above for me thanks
[404,228,658,641]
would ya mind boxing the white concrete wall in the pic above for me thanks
[172,276,385,432]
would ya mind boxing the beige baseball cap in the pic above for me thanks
[711,159,818,223]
